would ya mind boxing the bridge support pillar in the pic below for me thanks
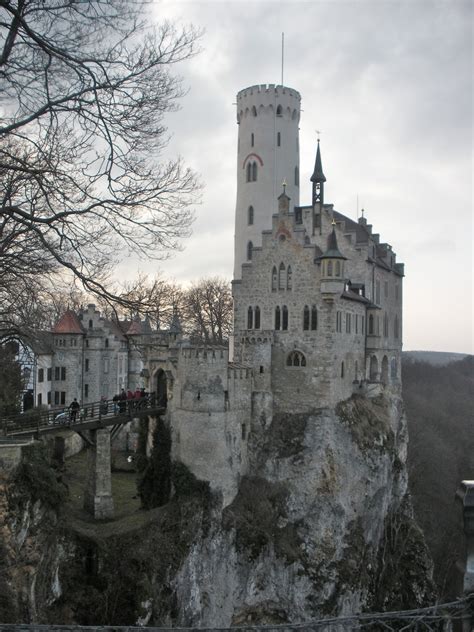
[84,428,114,520]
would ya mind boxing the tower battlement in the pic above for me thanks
[237,85,301,122]
[178,346,229,368]
[237,84,301,101]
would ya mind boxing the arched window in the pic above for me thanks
[255,306,261,329]
[381,356,389,384]
[287,351,306,367]
[327,261,333,276]
[369,355,378,381]
[275,306,281,330]
[248,205,254,225]
[294,166,299,187]
[368,314,374,335]
[276,104,283,117]
[341,361,345,378]
[251,133,254,147]
[303,305,310,330]
[282,305,288,330]
[252,105,257,117]
[287,265,292,290]
[277,132,281,146]
[246,162,251,182]
[247,307,253,329]
[271,266,277,291]
[383,313,389,337]
[279,262,285,290]
[247,241,253,261]
[311,306,318,330]
[252,162,258,181]
[394,315,399,339]
[88,319,93,329]
[335,260,341,276]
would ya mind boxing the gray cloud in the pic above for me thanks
[133,0,473,353]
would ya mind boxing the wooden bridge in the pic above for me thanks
[1,396,166,521]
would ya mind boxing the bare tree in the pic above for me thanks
[96,272,184,330]
[184,277,232,345]
[0,0,201,339]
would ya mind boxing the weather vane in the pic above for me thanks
[316,129,322,142]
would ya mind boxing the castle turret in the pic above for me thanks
[233,84,301,279]
[318,221,347,298]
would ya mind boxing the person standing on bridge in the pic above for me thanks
[69,398,80,423]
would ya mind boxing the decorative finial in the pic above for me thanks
[361,208,365,218]
[282,179,287,193]
[316,129,322,142]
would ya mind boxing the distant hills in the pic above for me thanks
[403,350,470,366]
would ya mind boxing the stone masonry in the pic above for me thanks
[25,84,405,509]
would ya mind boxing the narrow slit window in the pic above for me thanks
[303,305,310,331]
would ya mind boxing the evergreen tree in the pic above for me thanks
[137,417,171,509]
[0,343,23,415]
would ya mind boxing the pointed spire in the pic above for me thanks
[278,179,290,214]
[311,138,326,206]
[169,305,182,334]
[310,139,326,184]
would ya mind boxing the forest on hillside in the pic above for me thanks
[402,354,473,600]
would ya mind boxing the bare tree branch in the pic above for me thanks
[0,0,202,338]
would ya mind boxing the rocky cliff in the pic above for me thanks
[0,393,435,626]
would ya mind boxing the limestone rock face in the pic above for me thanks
[0,475,72,624]
[0,393,434,626]
[163,393,435,625]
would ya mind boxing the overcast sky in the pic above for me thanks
[117,0,472,354]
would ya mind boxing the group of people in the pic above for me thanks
[112,387,149,414]
[65,387,149,423]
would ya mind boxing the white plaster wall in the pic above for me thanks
[234,84,301,278]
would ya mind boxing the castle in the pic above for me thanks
[28,84,404,505]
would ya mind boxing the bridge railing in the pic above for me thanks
[1,393,161,436]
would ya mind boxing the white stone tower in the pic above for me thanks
[233,84,301,279]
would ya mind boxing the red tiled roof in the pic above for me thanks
[52,310,85,334]
[126,319,143,335]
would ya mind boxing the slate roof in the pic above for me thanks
[318,225,347,260]
[21,329,55,355]
[340,290,370,304]
[310,140,326,183]
[104,319,127,340]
